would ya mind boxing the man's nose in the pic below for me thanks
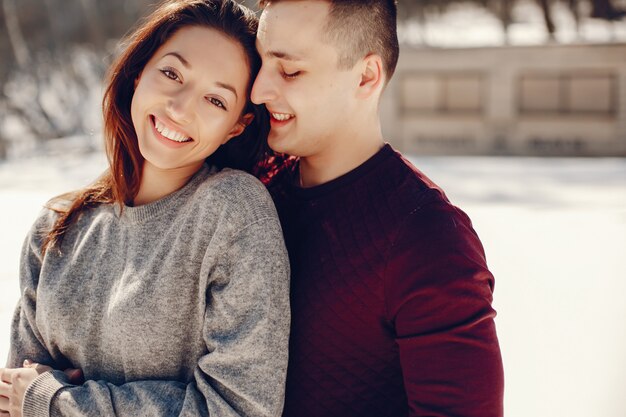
[251,66,277,105]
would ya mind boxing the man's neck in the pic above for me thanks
[298,126,385,188]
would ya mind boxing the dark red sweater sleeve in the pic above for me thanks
[385,196,504,417]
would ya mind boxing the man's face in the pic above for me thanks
[252,1,358,158]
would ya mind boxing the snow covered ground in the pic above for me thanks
[0,147,624,417]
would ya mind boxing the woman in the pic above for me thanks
[0,1,290,416]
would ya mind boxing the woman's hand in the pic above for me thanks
[0,361,52,417]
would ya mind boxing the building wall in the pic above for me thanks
[382,43,626,156]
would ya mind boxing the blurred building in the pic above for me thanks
[382,44,626,157]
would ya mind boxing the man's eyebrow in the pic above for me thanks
[215,82,238,101]
[266,50,302,61]
[162,52,190,68]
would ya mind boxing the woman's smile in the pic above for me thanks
[150,115,193,148]
[152,115,192,143]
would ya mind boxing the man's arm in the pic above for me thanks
[386,200,504,417]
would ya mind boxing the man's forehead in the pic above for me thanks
[257,1,331,59]
[258,0,329,39]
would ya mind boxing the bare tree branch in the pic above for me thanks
[2,0,30,67]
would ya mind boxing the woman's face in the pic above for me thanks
[131,25,251,174]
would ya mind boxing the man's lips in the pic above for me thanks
[268,111,295,127]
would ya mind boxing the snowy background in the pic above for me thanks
[1,143,624,417]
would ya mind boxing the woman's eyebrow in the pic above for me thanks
[215,82,238,101]
[162,52,191,68]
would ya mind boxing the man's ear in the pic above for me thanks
[356,54,384,99]
[223,112,255,144]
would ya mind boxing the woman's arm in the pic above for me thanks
[18,216,290,417]
[6,211,59,370]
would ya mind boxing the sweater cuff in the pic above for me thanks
[22,370,71,417]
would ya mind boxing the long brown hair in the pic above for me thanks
[43,0,269,254]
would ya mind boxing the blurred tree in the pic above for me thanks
[1,0,32,158]
[76,0,105,47]
[396,0,625,42]
[1,0,30,66]
[591,0,626,19]
[0,0,113,156]
[0,0,624,160]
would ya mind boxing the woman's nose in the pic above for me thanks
[166,88,194,125]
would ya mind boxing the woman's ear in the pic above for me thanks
[223,112,255,144]
[134,71,143,89]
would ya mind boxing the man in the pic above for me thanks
[252,1,504,416]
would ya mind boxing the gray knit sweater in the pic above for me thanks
[7,164,291,417]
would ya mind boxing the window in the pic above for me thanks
[519,73,615,115]
[400,72,484,115]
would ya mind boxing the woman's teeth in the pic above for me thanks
[271,112,295,122]
[154,118,191,142]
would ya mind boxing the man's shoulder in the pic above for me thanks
[374,148,480,239]
[374,147,452,213]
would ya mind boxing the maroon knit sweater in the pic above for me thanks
[267,144,504,417]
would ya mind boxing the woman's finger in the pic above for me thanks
[0,381,10,396]
[0,394,8,408]
[0,370,11,384]
[21,362,52,375]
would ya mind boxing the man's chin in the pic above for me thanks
[268,133,293,155]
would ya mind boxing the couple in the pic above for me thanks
[0,0,504,416]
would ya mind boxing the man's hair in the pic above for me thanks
[259,0,399,82]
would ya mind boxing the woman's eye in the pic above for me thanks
[160,68,180,82]
[208,97,226,110]
[282,70,301,80]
